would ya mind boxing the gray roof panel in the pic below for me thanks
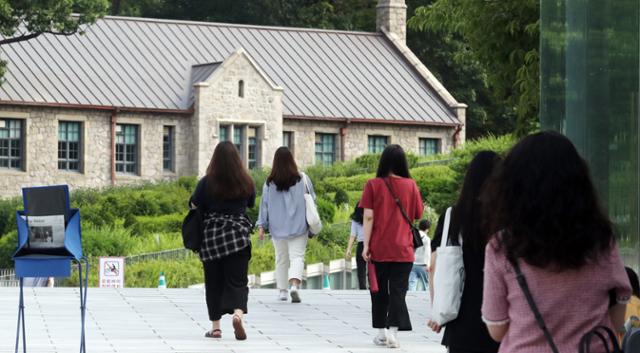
[0,16,459,124]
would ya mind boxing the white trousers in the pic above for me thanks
[273,235,308,290]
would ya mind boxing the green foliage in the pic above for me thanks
[409,0,540,136]
[250,168,270,195]
[81,226,138,257]
[333,188,350,206]
[315,222,350,250]
[127,213,185,236]
[412,165,458,214]
[0,231,17,268]
[320,173,373,193]
[316,198,336,224]
[125,256,202,288]
[246,196,260,223]
[449,135,516,176]
[0,197,20,236]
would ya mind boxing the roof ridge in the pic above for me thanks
[191,62,222,68]
[102,15,382,36]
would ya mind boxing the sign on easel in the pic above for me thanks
[99,257,125,288]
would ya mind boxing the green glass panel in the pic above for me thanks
[541,0,640,269]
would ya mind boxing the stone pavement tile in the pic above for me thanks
[0,288,446,353]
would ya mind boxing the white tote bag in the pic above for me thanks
[302,173,322,235]
[431,207,465,325]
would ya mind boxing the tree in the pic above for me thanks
[0,0,109,80]
[408,0,540,136]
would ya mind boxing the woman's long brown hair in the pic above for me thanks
[206,141,254,200]
[267,147,300,191]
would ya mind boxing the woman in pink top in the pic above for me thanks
[481,131,632,353]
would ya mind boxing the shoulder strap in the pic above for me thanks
[382,177,416,230]
[508,256,560,353]
[300,173,310,194]
[441,207,452,247]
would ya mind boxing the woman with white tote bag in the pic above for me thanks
[428,151,501,353]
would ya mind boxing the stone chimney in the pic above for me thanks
[377,0,407,44]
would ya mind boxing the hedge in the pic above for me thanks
[127,212,185,236]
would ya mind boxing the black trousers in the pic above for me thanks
[356,242,367,290]
[203,245,251,321]
[370,261,413,331]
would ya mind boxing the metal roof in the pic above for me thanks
[0,16,459,125]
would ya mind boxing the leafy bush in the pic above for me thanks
[250,168,270,195]
[177,176,198,192]
[0,198,20,237]
[315,222,350,249]
[246,206,260,225]
[81,226,138,257]
[125,256,202,288]
[412,165,458,213]
[80,205,116,228]
[0,231,17,268]
[320,173,373,193]
[127,212,185,236]
[333,188,349,206]
[316,198,335,224]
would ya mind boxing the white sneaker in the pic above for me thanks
[373,334,387,346]
[386,332,399,349]
[290,287,301,303]
[278,290,288,301]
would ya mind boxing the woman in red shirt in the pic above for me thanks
[361,145,424,349]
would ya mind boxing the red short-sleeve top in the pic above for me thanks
[360,177,424,262]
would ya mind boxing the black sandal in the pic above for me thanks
[205,329,222,339]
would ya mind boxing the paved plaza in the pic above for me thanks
[0,288,446,353]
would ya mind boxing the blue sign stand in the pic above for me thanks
[12,185,88,353]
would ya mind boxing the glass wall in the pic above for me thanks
[541,0,640,269]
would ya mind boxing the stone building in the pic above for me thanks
[0,0,465,197]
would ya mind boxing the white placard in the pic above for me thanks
[99,257,125,288]
[26,215,65,248]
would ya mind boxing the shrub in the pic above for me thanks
[125,256,202,288]
[412,165,458,214]
[333,188,349,206]
[319,173,372,193]
[0,231,17,268]
[246,196,260,224]
[81,226,138,258]
[250,168,270,195]
[81,205,117,228]
[0,198,20,237]
[316,198,335,224]
[128,213,185,236]
[177,176,198,192]
[315,222,350,249]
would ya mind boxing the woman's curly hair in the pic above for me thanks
[482,131,614,270]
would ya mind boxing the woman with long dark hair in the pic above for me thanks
[257,147,316,303]
[189,141,256,341]
[361,145,424,348]
[481,132,631,352]
[427,151,501,353]
[346,201,366,290]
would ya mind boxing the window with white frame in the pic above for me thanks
[0,119,24,170]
